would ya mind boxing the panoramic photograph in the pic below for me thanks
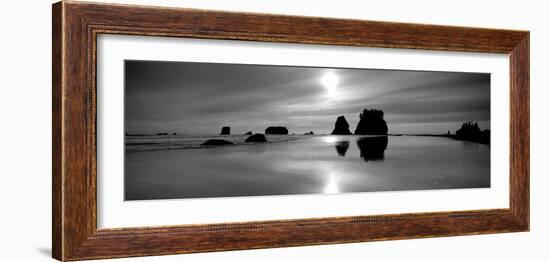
[124,60,491,201]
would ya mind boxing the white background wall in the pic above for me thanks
[0,0,546,261]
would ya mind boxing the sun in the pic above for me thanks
[320,71,339,93]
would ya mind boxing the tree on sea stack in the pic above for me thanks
[455,121,490,144]
[354,108,388,135]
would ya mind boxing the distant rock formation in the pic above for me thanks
[304,131,314,135]
[455,121,490,144]
[265,126,288,135]
[245,134,267,143]
[334,141,350,156]
[201,139,234,146]
[357,136,388,161]
[354,109,388,135]
[331,116,352,135]
[245,131,253,135]
[125,133,148,137]
[220,126,230,135]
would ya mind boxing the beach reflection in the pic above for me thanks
[323,172,340,194]
[356,136,388,161]
[334,141,350,156]
[126,135,490,200]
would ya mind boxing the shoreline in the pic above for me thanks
[125,134,317,153]
[401,134,489,145]
[126,133,489,154]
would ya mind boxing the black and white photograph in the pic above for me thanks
[124,60,491,201]
[2,0,543,261]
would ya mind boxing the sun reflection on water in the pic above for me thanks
[322,136,338,143]
[323,172,340,194]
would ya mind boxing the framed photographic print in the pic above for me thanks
[52,1,529,261]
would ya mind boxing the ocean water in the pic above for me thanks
[125,135,490,200]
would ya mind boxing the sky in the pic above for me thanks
[125,60,490,135]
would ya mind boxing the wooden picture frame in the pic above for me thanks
[52,1,529,261]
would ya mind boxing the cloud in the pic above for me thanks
[125,60,490,134]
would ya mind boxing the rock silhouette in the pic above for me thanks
[201,139,234,146]
[125,133,148,137]
[245,131,253,135]
[265,126,288,135]
[334,141,350,156]
[354,109,388,135]
[220,126,230,135]
[356,136,388,161]
[455,121,490,144]
[331,115,352,135]
[245,134,267,143]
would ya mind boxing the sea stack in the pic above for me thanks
[220,126,230,135]
[201,139,234,146]
[245,134,267,142]
[354,109,388,135]
[455,121,490,144]
[331,116,352,135]
[265,126,288,135]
